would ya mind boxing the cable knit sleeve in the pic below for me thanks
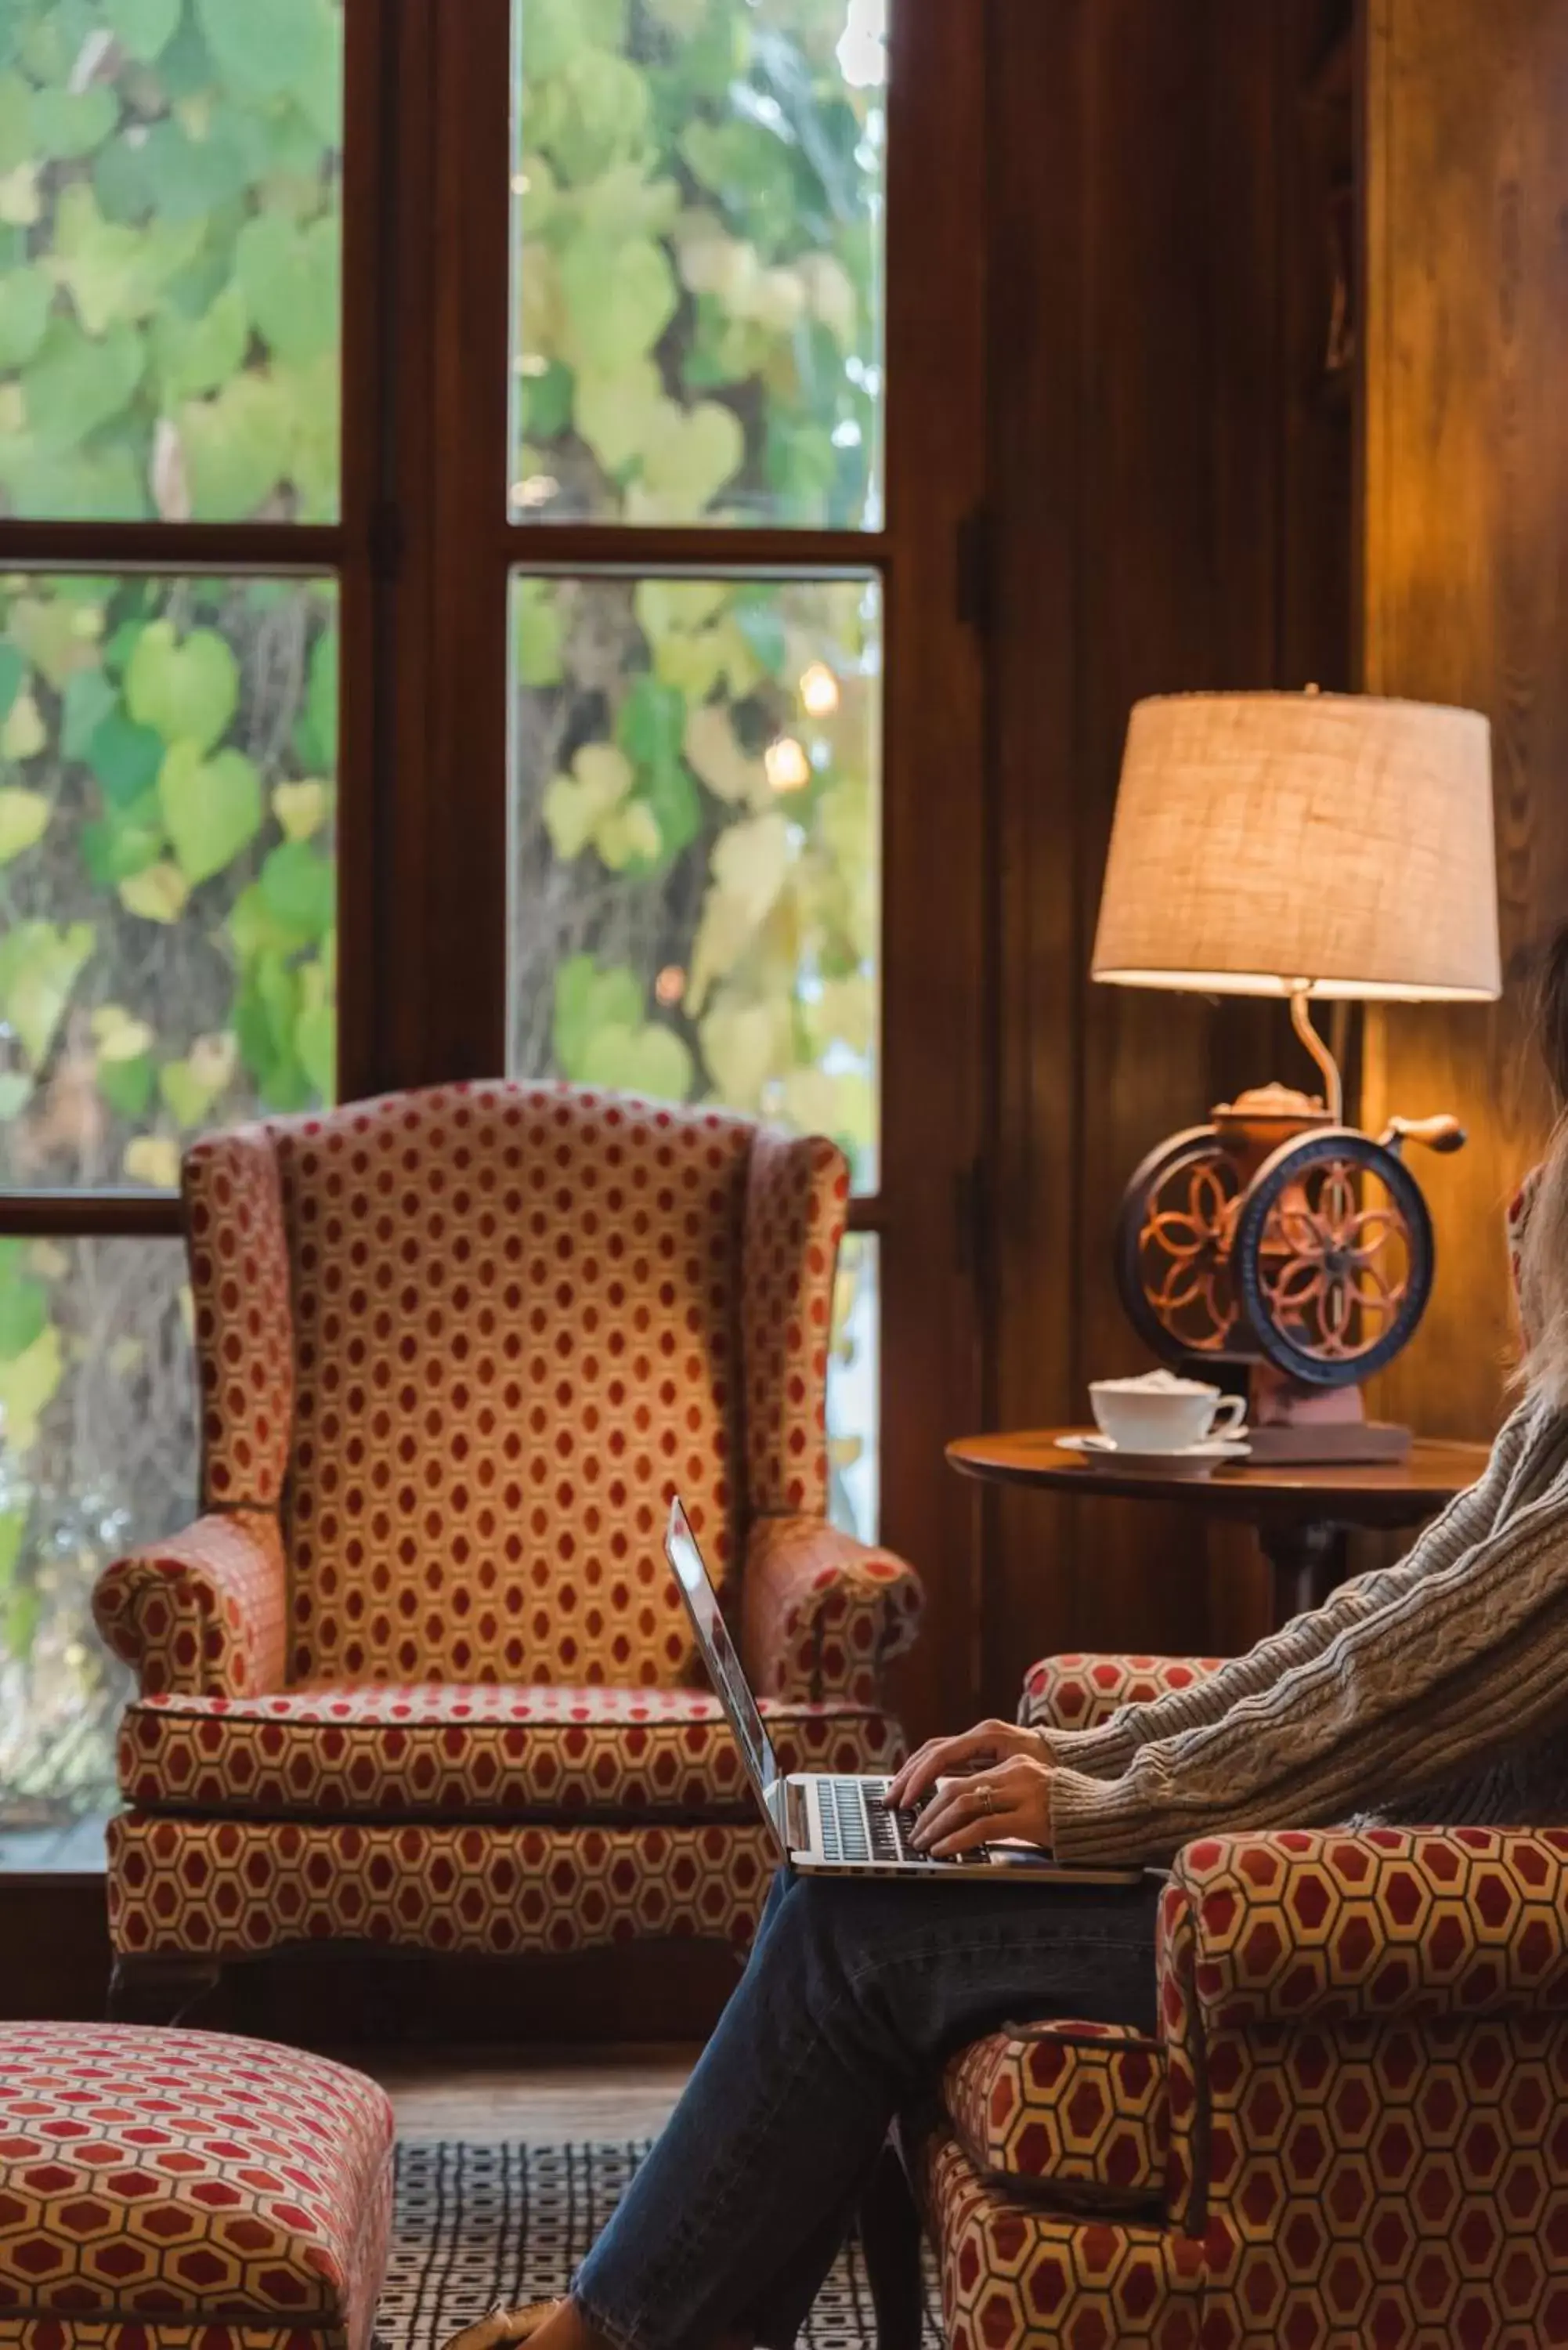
[1050,1405,1568,1867]
[1031,1403,1537,1784]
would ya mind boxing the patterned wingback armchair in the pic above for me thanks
[92,1083,921,2015]
[901,1654,1568,2350]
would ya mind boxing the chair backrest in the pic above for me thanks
[186,1082,814,1687]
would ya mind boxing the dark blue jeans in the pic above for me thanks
[573,1865,1163,2350]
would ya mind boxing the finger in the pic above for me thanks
[927,1804,1027,1859]
[886,1738,948,1805]
[891,1727,993,1807]
[909,1779,992,1850]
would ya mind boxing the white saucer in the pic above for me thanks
[1057,1432,1252,1477]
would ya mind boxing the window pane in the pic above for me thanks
[509,570,880,1189]
[510,0,887,529]
[0,0,343,522]
[0,572,339,1192]
[828,1230,877,1540]
[0,1236,193,1846]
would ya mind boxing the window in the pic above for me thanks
[0,0,985,1865]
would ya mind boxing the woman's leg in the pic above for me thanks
[566,1865,1162,2350]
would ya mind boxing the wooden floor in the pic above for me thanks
[346,2047,699,2142]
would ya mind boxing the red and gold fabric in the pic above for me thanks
[919,2128,1205,2350]
[93,1516,288,1701]
[117,1684,903,1821]
[1019,1654,1227,1736]
[0,2025,391,2350]
[942,2023,1169,2211]
[741,1517,923,1707]
[91,1083,923,1973]
[921,1827,1568,2348]
[107,1815,778,1959]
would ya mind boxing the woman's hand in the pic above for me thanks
[887,1719,1046,1812]
[909,1752,1054,1857]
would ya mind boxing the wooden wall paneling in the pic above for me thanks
[982,0,1357,1705]
[1360,0,1568,1441]
[980,1,1089,1716]
[875,1,992,1737]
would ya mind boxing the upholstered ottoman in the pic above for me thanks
[0,2025,393,2350]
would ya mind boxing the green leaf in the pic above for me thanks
[0,1267,45,1362]
[195,0,334,99]
[0,1505,23,1592]
[60,668,117,760]
[514,577,564,689]
[97,1048,155,1121]
[258,839,334,936]
[30,85,117,161]
[525,357,574,439]
[734,594,788,678]
[552,954,644,1078]
[559,233,676,374]
[0,920,94,1068]
[126,620,239,752]
[236,211,340,365]
[181,371,292,517]
[617,674,687,773]
[88,709,166,808]
[579,1020,695,1103]
[0,1321,63,1451]
[158,741,263,884]
[0,788,48,865]
[0,642,23,725]
[45,184,205,333]
[295,624,338,767]
[0,74,31,174]
[0,269,50,371]
[151,280,248,400]
[294,999,334,1098]
[106,0,183,62]
[143,114,253,222]
[81,797,167,886]
[21,318,145,455]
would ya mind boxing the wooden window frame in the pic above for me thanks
[0,0,990,1744]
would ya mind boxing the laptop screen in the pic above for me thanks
[665,1498,779,1806]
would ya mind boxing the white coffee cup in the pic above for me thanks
[1089,1368,1247,1454]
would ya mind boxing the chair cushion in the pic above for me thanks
[259,1085,761,1687]
[943,2021,1169,2212]
[118,1683,903,1820]
[0,2025,390,2348]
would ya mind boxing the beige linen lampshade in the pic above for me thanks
[1092,692,1501,1002]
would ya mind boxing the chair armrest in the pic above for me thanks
[741,1515,923,1705]
[92,1510,287,1698]
[942,2021,1169,2212]
[1175,1827,1568,2029]
[1020,1653,1228,1734]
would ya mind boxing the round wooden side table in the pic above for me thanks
[946,1429,1492,1628]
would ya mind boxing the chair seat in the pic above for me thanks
[0,2023,391,2348]
[943,2020,1169,2211]
[117,1683,903,1820]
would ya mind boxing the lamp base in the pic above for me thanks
[1245,1421,1413,1465]
[1245,1365,1412,1464]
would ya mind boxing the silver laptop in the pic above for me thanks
[665,1497,1143,1885]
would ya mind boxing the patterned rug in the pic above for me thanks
[380,2140,943,2350]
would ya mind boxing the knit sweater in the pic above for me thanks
[1031,1394,1568,1867]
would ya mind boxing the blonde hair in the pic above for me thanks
[1516,926,1568,1405]
[1518,1119,1568,1405]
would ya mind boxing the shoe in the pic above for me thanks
[438,2299,565,2350]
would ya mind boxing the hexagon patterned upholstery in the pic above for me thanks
[915,1652,1568,2350]
[91,1084,923,1983]
[0,2024,392,2350]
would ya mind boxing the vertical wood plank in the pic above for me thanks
[1360,0,1568,1440]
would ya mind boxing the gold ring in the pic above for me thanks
[975,1783,995,1816]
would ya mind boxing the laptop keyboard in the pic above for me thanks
[817,1777,984,1866]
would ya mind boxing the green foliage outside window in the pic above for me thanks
[512,0,885,526]
[0,0,343,521]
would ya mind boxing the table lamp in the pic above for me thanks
[1092,689,1500,1462]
